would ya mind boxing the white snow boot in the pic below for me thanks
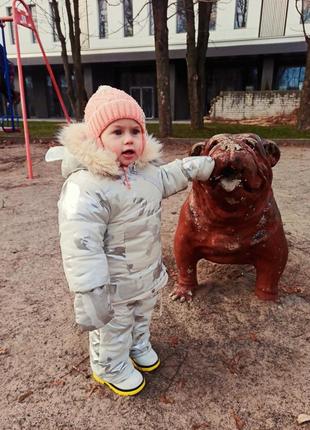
[92,368,145,396]
[131,348,160,372]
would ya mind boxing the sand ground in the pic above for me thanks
[0,139,309,430]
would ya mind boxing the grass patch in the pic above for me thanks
[27,121,66,138]
[146,123,310,139]
[1,120,310,140]
[0,121,66,138]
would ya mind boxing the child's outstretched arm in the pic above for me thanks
[58,178,114,331]
[159,156,215,198]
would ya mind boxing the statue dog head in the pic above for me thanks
[190,133,280,212]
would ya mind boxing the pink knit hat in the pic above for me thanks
[84,85,146,148]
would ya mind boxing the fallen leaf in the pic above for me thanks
[159,394,174,404]
[192,423,209,429]
[87,385,99,398]
[297,414,310,424]
[0,347,8,355]
[71,365,88,377]
[176,378,186,389]
[50,379,65,386]
[280,285,302,294]
[232,411,245,430]
[223,353,243,375]
[168,336,179,347]
[18,390,33,403]
[249,332,258,342]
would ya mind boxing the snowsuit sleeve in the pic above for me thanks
[159,159,189,198]
[159,156,215,198]
[58,179,111,294]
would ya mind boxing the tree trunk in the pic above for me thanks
[297,40,310,130]
[51,0,87,120]
[72,0,87,120]
[185,0,212,129]
[185,0,200,129]
[51,0,76,116]
[197,1,211,123]
[65,0,86,121]
[152,0,172,137]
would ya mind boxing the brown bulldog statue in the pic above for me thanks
[172,133,288,302]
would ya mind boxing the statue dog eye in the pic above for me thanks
[244,138,256,149]
[208,139,219,150]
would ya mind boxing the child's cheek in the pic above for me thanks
[101,139,121,158]
[137,140,144,156]
[109,147,120,157]
[114,143,123,158]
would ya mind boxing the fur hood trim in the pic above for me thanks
[58,122,162,177]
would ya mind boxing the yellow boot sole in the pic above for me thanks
[92,373,146,396]
[131,358,160,373]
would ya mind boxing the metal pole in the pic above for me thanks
[12,5,33,179]
[31,26,71,124]
[0,23,15,131]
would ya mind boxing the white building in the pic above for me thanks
[0,0,308,119]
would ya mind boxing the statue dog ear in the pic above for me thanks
[189,141,206,156]
[263,140,281,167]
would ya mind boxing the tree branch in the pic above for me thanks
[295,0,310,42]
[65,0,76,58]
[50,0,76,112]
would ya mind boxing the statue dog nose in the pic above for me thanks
[221,142,242,152]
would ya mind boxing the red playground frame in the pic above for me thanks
[1,0,71,179]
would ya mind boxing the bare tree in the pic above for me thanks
[295,0,310,130]
[40,0,172,132]
[50,0,87,121]
[234,0,248,29]
[184,0,215,129]
[151,0,172,137]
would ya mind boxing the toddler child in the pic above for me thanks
[47,86,214,396]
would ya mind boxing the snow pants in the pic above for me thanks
[89,291,158,384]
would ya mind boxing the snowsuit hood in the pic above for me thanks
[58,122,163,178]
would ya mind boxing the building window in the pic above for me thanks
[276,66,305,90]
[98,0,108,38]
[149,3,154,35]
[25,75,36,116]
[243,66,259,90]
[50,2,59,42]
[123,0,133,37]
[46,73,72,117]
[176,0,186,33]
[209,1,217,31]
[301,0,310,23]
[234,0,248,29]
[130,87,154,119]
[29,4,37,43]
[7,7,15,44]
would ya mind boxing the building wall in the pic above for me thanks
[1,0,309,61]
[0,0,308,119]
[210,90,300,120]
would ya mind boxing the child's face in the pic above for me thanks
[100,119,144,167]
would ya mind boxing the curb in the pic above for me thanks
[1,137,310,147]
[161,138,310,147]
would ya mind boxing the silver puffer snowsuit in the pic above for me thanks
[55,123,214,384]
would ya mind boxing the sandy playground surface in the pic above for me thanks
[0,139,310,430]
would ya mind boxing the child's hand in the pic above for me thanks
[182,156,215,181]
[74,286,114,331]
